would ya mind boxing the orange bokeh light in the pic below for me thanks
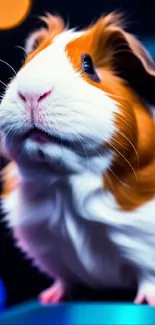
[0,0,31,30]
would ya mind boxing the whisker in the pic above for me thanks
[79,134,103,170]
[2,124,15,142]
[15,45,27,55]
[77,110,138,163]
[70,129,90,173]
[113,113,133,130]
[114,130,139,165]
[58,103,133,134]
[80,123,137,180]
[79,109,133,132]
[0,59,17,76]
[105,92,127,100]
[75,132,127,186]
[1,124,17,153]
[108,166,130,187]
[0,80,7,89]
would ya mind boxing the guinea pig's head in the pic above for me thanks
[1,13,155,178]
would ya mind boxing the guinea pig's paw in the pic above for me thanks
[39,279,66,305]
[134,280,155,306]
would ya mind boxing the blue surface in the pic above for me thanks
[0,301,155,325]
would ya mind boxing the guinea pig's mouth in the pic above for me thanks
[22,127,104,157]
[23,128,72,148]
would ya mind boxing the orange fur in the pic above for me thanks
[1,162,20,199]
[103,83,155,211]
[65,13,155,211]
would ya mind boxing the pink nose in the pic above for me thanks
[18,89,52,103]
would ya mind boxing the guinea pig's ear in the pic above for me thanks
[93,13,155,104]
[25,13,65,55]
[25,28,48,55]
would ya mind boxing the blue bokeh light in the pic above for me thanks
[0,279,6,312]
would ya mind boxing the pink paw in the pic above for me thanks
[134,281,155,306]
[39,280,66,305]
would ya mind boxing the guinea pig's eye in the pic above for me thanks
[81,54,100,83]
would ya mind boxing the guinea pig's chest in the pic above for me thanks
[6,172,135,288]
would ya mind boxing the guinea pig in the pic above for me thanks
[1,12,155,306]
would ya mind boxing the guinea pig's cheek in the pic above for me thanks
[73,87,118,146]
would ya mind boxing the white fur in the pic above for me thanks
[0,30,117,150]
[1,28,155,300]
[3,163,155,292]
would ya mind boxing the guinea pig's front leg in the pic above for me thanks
[39,278,67,304]
[134,277,155,306]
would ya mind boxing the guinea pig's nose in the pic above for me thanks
[18,89,52,103]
